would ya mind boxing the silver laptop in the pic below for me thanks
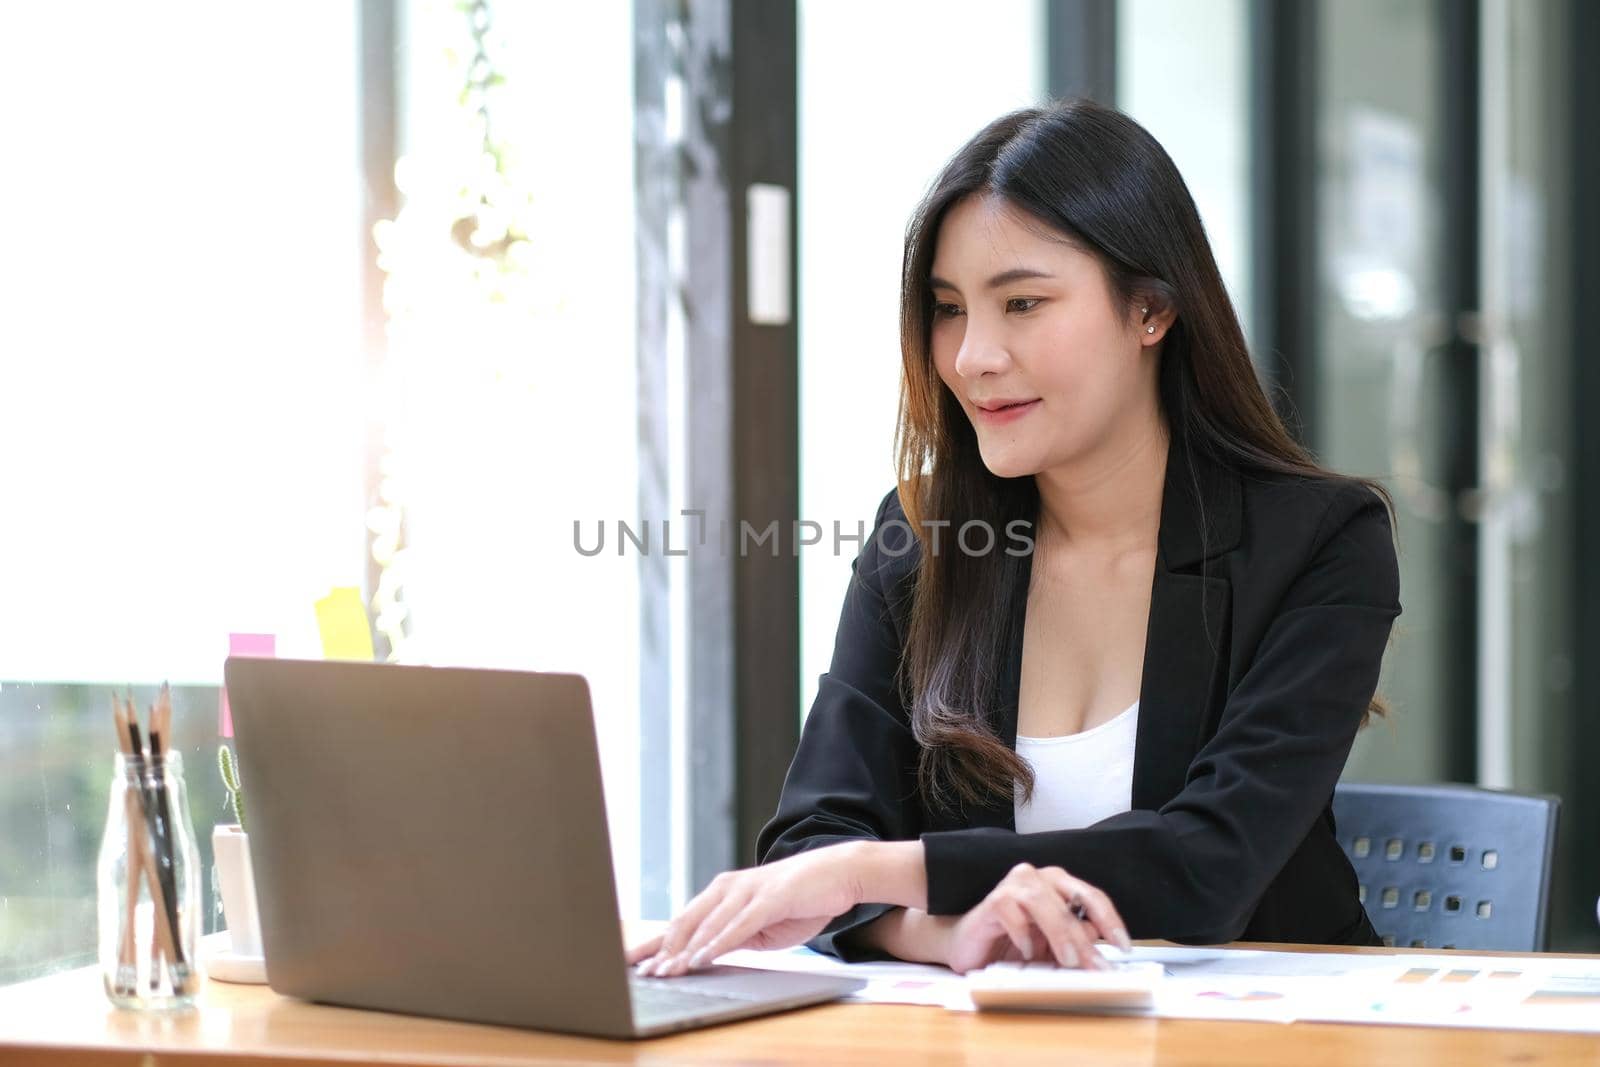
[223,657,863,1039]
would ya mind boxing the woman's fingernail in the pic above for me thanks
[636,958,655,977]
[1115,929,1133,952]
[1061,945,1078,967]
[689,949,709,970]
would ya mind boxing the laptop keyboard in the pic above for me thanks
[629,973,776,1023]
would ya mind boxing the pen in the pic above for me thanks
[124,697,185,994]
[110,697,140,998]
[148,685,192,991]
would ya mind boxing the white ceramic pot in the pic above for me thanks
[212,824,264,958]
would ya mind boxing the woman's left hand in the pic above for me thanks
[627,843,866,977]
[943,862,1131,974]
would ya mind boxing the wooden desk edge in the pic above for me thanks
[4,939,1600,1067]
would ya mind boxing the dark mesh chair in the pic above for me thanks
[1332,782,1560,951]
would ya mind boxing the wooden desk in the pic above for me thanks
[3,944,1598,1066]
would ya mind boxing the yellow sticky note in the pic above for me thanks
[314,586,376,661]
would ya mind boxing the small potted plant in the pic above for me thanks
[210,744,266,982]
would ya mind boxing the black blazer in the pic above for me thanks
[756,437,1401,959]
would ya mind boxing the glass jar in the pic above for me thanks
[96,750,203,1009]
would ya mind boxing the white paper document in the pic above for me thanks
[714,943,1600,1031]
[716,945,971,1007]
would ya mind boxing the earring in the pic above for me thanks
[1140,306,1149,315]
[1146,325,1156,334]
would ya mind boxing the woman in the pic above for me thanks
[630,98,1400,977]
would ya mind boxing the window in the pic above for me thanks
[0,0,647,984]
[0,1,362,984]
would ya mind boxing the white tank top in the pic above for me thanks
[1013,700,1139,834]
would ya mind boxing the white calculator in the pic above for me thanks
[966,960,1166,1013]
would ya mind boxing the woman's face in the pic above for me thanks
[928,194,1162,480]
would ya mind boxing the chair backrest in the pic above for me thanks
[1332,782,1560,952]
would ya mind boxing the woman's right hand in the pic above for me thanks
[941,862,1131,974]
[627,843,867,977]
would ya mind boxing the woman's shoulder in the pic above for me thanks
[871,485,907,527]
[870,489,921,559]
[1235,468,1398,605]
[860,486,922,589]
[1238,468,1393,537]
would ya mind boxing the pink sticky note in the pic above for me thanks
[220,633,276,737]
